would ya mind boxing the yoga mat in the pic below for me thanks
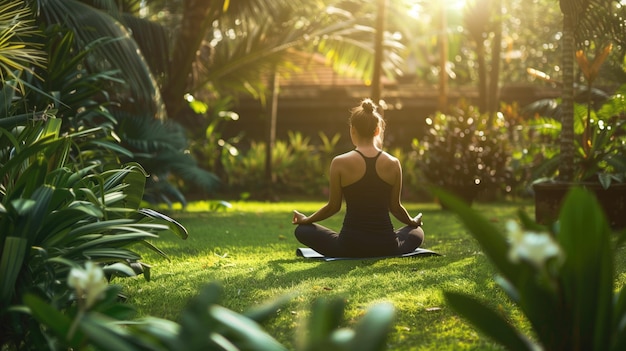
[296,247,441,261]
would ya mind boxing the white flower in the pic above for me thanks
[68,261,108,309]
[506,220,562,269]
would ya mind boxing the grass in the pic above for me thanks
[116,199,624,350]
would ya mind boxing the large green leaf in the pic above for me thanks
[11,185,54,242]
[557,187,614,350]
[209,305,287,351]
[444,291,537,351]
[102,262,137,277]
[611,285,626,351]
[65,218,135,238]
[350,302,395,351]
[83,248,141,261]
[137,208,188,240]
[120,316,181,350]
[0,134,61,189]
[0,236,28,302]
[431,187,522,282]
[40,208,107,247]
[80,313,137,351]
[101,163,148,193]
[243,293,293,324]
[119,162,147,211]
[138,240,170,261]
[23,293,84,347]
[69,232,161,253]
[177,282,224,349]
[303,297,346,350]
[433,186,562,344]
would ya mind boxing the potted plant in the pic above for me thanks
[413,101,514,207]
[531,59,626,229]
[532,110,626,229]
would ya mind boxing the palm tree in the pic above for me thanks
[556,0,622,182]
[557,0,579,182]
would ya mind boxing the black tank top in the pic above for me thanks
[338,150,396,256]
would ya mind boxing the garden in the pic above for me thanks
[2,1,626,351]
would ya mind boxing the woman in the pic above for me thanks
[292,98,424,257]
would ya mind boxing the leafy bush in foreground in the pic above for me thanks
[25,274,395,351]
[0,118,187,349]
[439,186,626,351]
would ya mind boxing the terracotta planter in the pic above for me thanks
[533,181,626,230]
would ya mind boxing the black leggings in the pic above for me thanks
[294,223,424,258]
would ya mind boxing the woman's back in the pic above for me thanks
[336,149,399,188]
[338,150,396,256]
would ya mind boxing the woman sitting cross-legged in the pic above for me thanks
[292,98,424,258]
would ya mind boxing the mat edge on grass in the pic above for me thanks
[296,247,441,261]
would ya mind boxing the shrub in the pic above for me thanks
[0,118,186,349]
[413,102,514,204]
[221,131,340,197]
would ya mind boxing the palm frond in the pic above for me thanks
[114,112,220,203]
[117,112,187,152]
[35,0,165,119]
[0,0,46,83]
[121,14,170,79]
[195,1,405,96]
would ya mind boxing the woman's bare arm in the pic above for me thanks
[292,158,343,224]
[388,160,422,227]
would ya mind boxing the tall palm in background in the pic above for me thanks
[557,0,624,182]
[464,0,503,116]
[31,0,215,205]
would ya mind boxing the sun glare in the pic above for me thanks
[407,0,467,19]
[449,0,467,11]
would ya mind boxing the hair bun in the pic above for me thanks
[361,99,376,113]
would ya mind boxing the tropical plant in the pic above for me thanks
[530,84,626,189]
[24,267,395,351]
[29,0,221,205]
[0,7,186,346]
[438,185,626,351]
[0,117,188,349]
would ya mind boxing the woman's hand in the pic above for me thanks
[412,213,423,227]
[292,210,308,225]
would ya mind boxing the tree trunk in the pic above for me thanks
[487,0,502,118]
[264,69,279,199]
[559,13,576,181]
[438,3,448,113]
[162,0,218,122]
[476,43,488,112]
[371,0,387,105]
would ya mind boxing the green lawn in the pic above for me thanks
[117,199,625,350]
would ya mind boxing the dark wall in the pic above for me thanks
[223,84,558,151]
[225,99,436,150]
